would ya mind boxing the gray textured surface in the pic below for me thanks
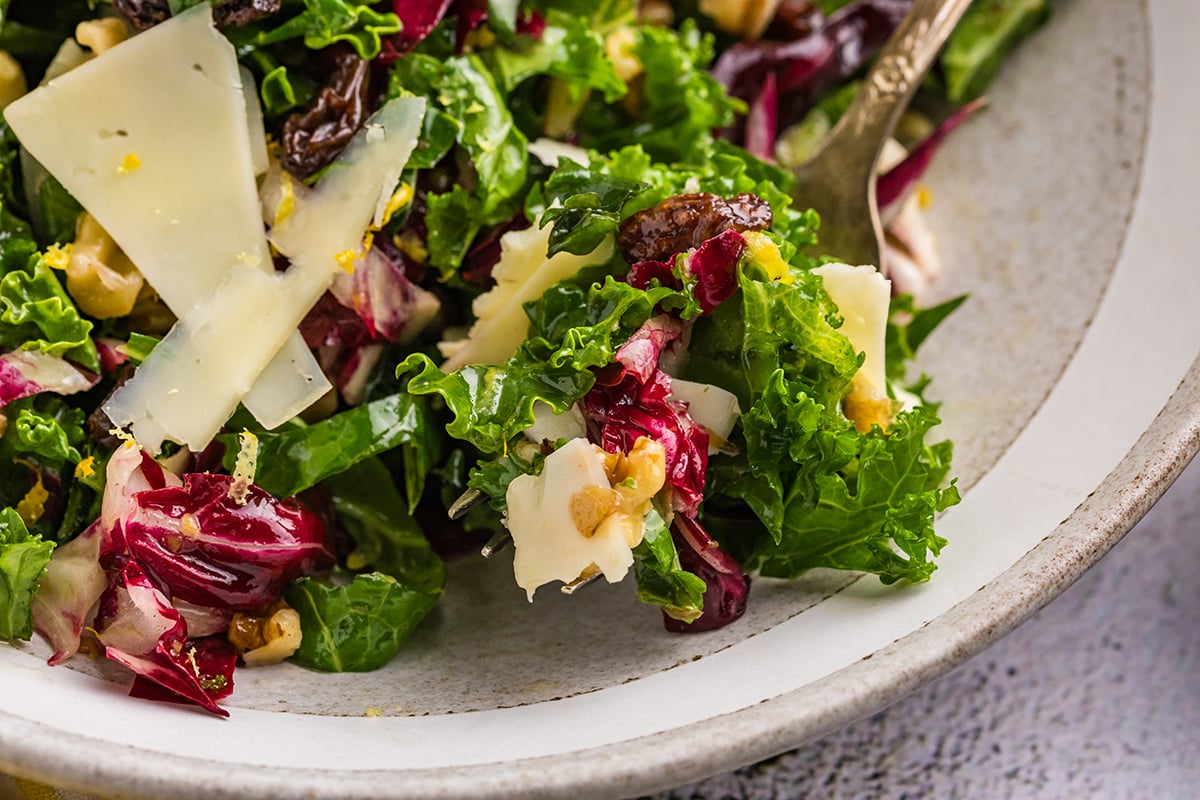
[647,454,1200,800]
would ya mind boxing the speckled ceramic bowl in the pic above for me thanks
[3,1,1197,797]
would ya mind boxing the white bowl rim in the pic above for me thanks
[4,0,1199,797]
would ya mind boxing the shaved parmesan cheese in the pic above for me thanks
[4,5,329,430]
[812,262,891,394]
[668,379,741,453]
[522,401,587,444]
[101,96,426,452]
[239,66,269,177]
[505,438,633,600]
[441,224,613,371]
[813,262,900,431]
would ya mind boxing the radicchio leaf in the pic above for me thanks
[389,0,455,54]
[627,229,747,317]
[0,349,98,408]
[32,520,106,665]
[663,513,749,632]
[94,560,230,717]
[877,99,986,221]
[712,0,911,135]
[120,472,331,610]
[583,316,709,515]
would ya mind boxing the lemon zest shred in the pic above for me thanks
[274,171,296,228]
[916,185,933,209]
[14,460,48,525]
[379,182,414,227]
[43,242,73,271]
[74,455,96,479]
[109,428,137,447]
[335,249,358,273]
[229,430,259,506]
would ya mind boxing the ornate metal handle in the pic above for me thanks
[832,0,974,175]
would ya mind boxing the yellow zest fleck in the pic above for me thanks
[43,242,73,271]
[265,134,282,159]
[116,153,141,175]
[228,430,259,506]
[335,249,359,273]
[394,231,428,265]
[274,171,295,228]
[364,707,384,718]
[14,462,48,526]
[916,185,933,210]
[74,455,96,479]
[742,231,793,284]
[380,182,414,227]
[109,427,137,447]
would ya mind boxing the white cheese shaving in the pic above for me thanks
[812,262,891,394]
[522,401,587,444]
[668,378,741,454]
[440,224,613,372]
[100,95,426,451]
[505,438,633,600]
[3,5,329,432]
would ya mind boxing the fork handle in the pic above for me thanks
[827,0,974,180]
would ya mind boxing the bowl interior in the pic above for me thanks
[1,0,1155,788]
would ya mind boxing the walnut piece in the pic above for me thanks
[227,600,303,667]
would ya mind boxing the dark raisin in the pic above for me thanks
[617,193,773,264]
[769,0,821,40]
[281,52,372,179]
[86,365,134,450]
[213,0,282,28]
[111,0,171,31]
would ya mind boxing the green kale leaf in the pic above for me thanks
[0,506,55,641]
[284,572,439,672]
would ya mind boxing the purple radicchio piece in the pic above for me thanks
[663,513,750,633]
[0,349,98,408]
[93,560,232,717]
[627,229,747,316]
[32,520,107,666]
[583,316,710,515]
[712,0,912,138]
[117,471,331,611]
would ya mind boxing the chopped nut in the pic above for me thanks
[0,50,28,110]
[698,0,784,41]
[76,18,131,55]
[228,600,303,666]
[65,213,145,319]
[570,484,621,538]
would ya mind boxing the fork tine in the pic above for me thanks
[561,572,602,595]
[481,531,512,558]
[448,487,485,520]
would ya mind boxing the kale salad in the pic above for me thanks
[0,0,1046,715]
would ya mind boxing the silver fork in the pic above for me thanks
[789,0,974,271]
